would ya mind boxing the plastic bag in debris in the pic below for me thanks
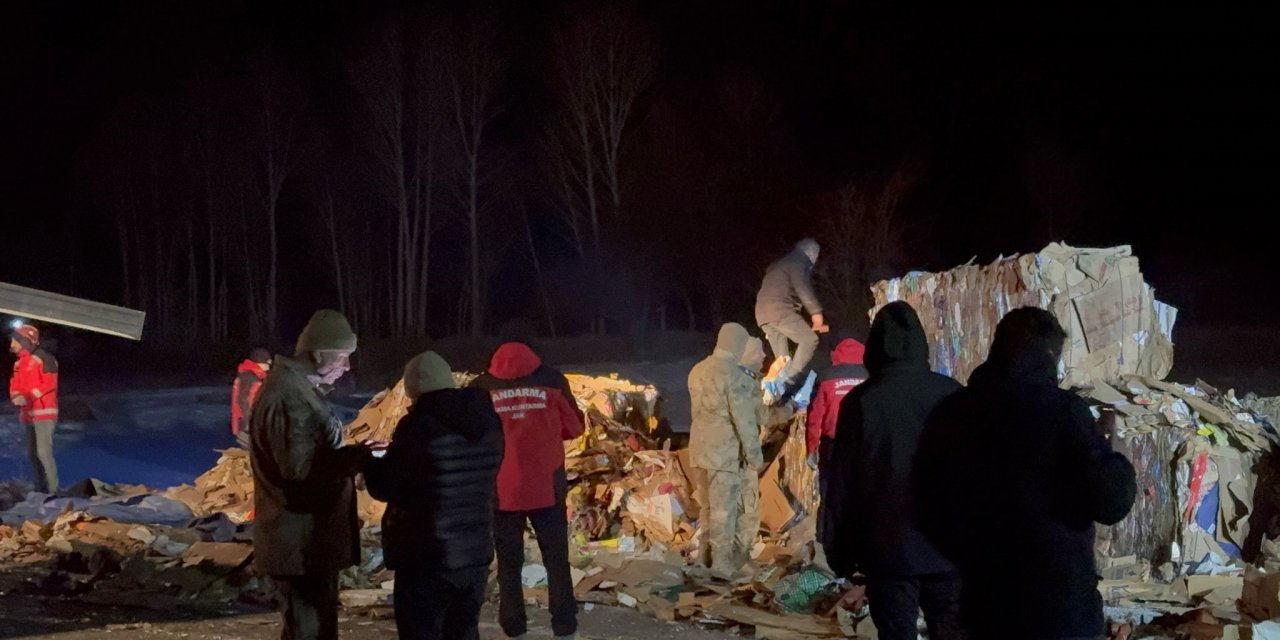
[1,492,195,528]
[773,567,835,614]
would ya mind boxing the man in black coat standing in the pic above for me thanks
[824,302,965,640]
[365,351,504,640]
[917,307,1137,640]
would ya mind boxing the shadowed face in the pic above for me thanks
[314,350,353,385]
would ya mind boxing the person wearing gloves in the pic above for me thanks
[250,310,378,640]
[825,303,965,640]
[365,352,504,640]
[740,336,798,432]
[9,324,60,494]
[472,342,585,640]
[688,323,768,574]
[917,308,1136,639]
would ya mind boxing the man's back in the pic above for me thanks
[688,354,755,471]
[828,365,959,577]
[754,249,820,325]
[366,387,504,571]
[917,346,1136,638]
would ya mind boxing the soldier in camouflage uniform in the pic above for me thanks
[688,323,765,573]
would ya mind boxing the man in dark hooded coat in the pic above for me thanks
[917,307,1136,640]
[824,302,965,640]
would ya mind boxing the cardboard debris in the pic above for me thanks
[704,602,844,637]
[168,449,254,521]
[871,243,1176,386]
[338,588,393,609]
[181,541,253,571]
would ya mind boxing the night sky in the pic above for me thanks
[2,1,1275,341]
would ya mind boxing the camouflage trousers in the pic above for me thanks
[705,467,760,572]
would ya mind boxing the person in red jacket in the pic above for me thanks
[472,342,584,640]
[805,337,868,544]
[231,348,272,449]
[9,324,59,493]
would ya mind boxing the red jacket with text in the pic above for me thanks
[472,342,584,512]
[805,339,868,454]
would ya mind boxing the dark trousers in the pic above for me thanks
[274,572,339,640]
[494,496,577,637]
[761,311,819,381]
[867,572,965,640]
[816,438,835,545]
[393,567,488,640]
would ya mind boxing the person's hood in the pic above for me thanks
[739,337,765,373]
[713,323,750,362]
[831,338,866,366]
[238,359,269,379]
[968,309,1063,388]
[968,348,1059,388]
[489,342,542,380]
[864,302,930,375]
[413,387,498,441]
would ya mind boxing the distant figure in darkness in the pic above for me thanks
[231,347,272,449]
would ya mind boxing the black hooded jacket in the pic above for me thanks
[915,315,1137,638]
[824,301,961,578]
[364,387,504,571]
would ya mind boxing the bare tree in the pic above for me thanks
[241,55,303,340]
[347,22,445,336]
[816,159,922,333]
[545,0,658,260]
[444,15,507,337]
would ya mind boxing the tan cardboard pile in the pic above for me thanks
[871,243,1177,387]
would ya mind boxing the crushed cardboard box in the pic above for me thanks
[871,243,1176,387]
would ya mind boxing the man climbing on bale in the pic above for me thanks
[825,303,964,640]
[917,307,1137,640]
[755,237,828,398]
[473,342,584,640]
[250,310,378,640]
[9,324,59,494]
[688,323,764,574]
[365,351,504,640]
[231,347,272,449]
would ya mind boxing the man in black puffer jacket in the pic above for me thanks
[365,351,504,640]
[917,308,1137,640]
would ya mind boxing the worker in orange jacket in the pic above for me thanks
[9,324,59,493]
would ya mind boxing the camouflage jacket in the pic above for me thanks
[688,350,764,472]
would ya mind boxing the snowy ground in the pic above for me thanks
[0,359,695,492]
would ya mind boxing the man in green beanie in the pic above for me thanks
[250,310,376,640]
[688,322,766,573]
[365,352,504,640]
